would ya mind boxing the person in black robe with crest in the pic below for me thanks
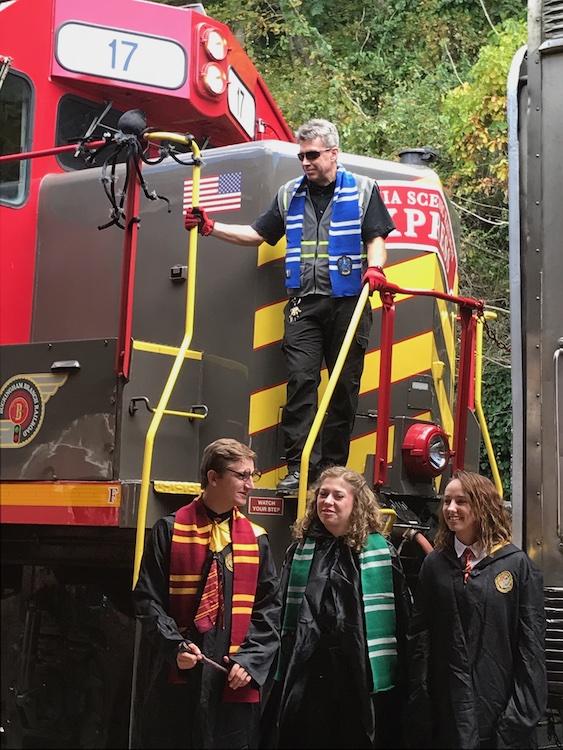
[405,470,547,749]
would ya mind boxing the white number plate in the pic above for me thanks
[55,22,187,90]
[228,67,256,138]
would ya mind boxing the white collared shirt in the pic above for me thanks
[454,536,487,568]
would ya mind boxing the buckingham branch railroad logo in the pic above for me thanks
[0,373,69,448]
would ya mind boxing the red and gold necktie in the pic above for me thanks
[462,547,473,584]
[194,557,223,633]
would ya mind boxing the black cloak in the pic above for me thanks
[261,519,412,750]
[405,542,547,749]
[132,510,280,750]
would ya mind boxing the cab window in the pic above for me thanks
[0,70,33,206]
[56,95,125,171]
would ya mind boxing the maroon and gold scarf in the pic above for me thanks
[169,496,260,702]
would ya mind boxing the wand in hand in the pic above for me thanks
[179,642,228,673]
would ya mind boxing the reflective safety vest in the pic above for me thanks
[277,171,375,297]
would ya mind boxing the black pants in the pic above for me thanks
[281,294,372,472]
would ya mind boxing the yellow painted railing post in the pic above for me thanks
[475,312,504,497]
[296,285,371,519]
[132,134,202,587]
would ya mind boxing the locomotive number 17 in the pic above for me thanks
[55,22,187,90]
[108,39,138,72]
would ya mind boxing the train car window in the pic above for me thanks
[0,71,33,206]
[56,95,126,170]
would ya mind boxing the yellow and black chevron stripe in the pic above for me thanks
[249,237,458,488]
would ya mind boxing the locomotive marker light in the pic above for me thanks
[201,26,228,61]
[196,23,228,98]
[402,422,452,480]
[201,62,228,96]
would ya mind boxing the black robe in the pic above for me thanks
[405,542,548,749]
[261,520,413,750]
[132,510,280,750]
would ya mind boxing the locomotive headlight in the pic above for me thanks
[402,423,451,480]
[202,27,228,61]
[201,63,228,95]
[428,433,449,471]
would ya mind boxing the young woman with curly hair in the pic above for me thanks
[262,466,412,749]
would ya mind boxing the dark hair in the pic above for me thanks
[434,470,512,553]
[291,466,386,552]
[199,438,256,488]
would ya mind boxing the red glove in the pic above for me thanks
[362,266,387,293]
[184,207,215,236]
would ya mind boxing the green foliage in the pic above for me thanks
[441,17,527,196]
[479,362,512,499]
[372,71,455,162]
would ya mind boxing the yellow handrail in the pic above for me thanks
[132,134,201,587]
[380,507,397,536]
[297,284,371,518]
[474,312,504,497]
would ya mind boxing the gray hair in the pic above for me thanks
[295,119,339,149]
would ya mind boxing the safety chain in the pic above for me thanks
[477,310,512,353]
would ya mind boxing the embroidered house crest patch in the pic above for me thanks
[494,570,514,593]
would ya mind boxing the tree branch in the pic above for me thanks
[477,0,498,36]
[441,39,464,86]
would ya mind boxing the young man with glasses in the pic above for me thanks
[133,438,279,749]
[185,119,396,494]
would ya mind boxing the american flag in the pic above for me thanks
[183,172,242,214]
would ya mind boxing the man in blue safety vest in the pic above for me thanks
[184,119,396,494]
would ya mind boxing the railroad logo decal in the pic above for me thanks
[494,570,514,593]
[0,373,68,448]
[377,180,458,294]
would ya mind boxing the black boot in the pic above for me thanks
[276,471,300,495]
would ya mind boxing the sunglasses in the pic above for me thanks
[297,148,332,162]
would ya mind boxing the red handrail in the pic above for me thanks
[371,281,484,487]
[0,140,107,163]
[115,153,141,380]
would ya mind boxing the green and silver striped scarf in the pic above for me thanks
[276,532,397,693]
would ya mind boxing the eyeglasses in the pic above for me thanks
[225,468,262,482]
[297,148,332,162]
